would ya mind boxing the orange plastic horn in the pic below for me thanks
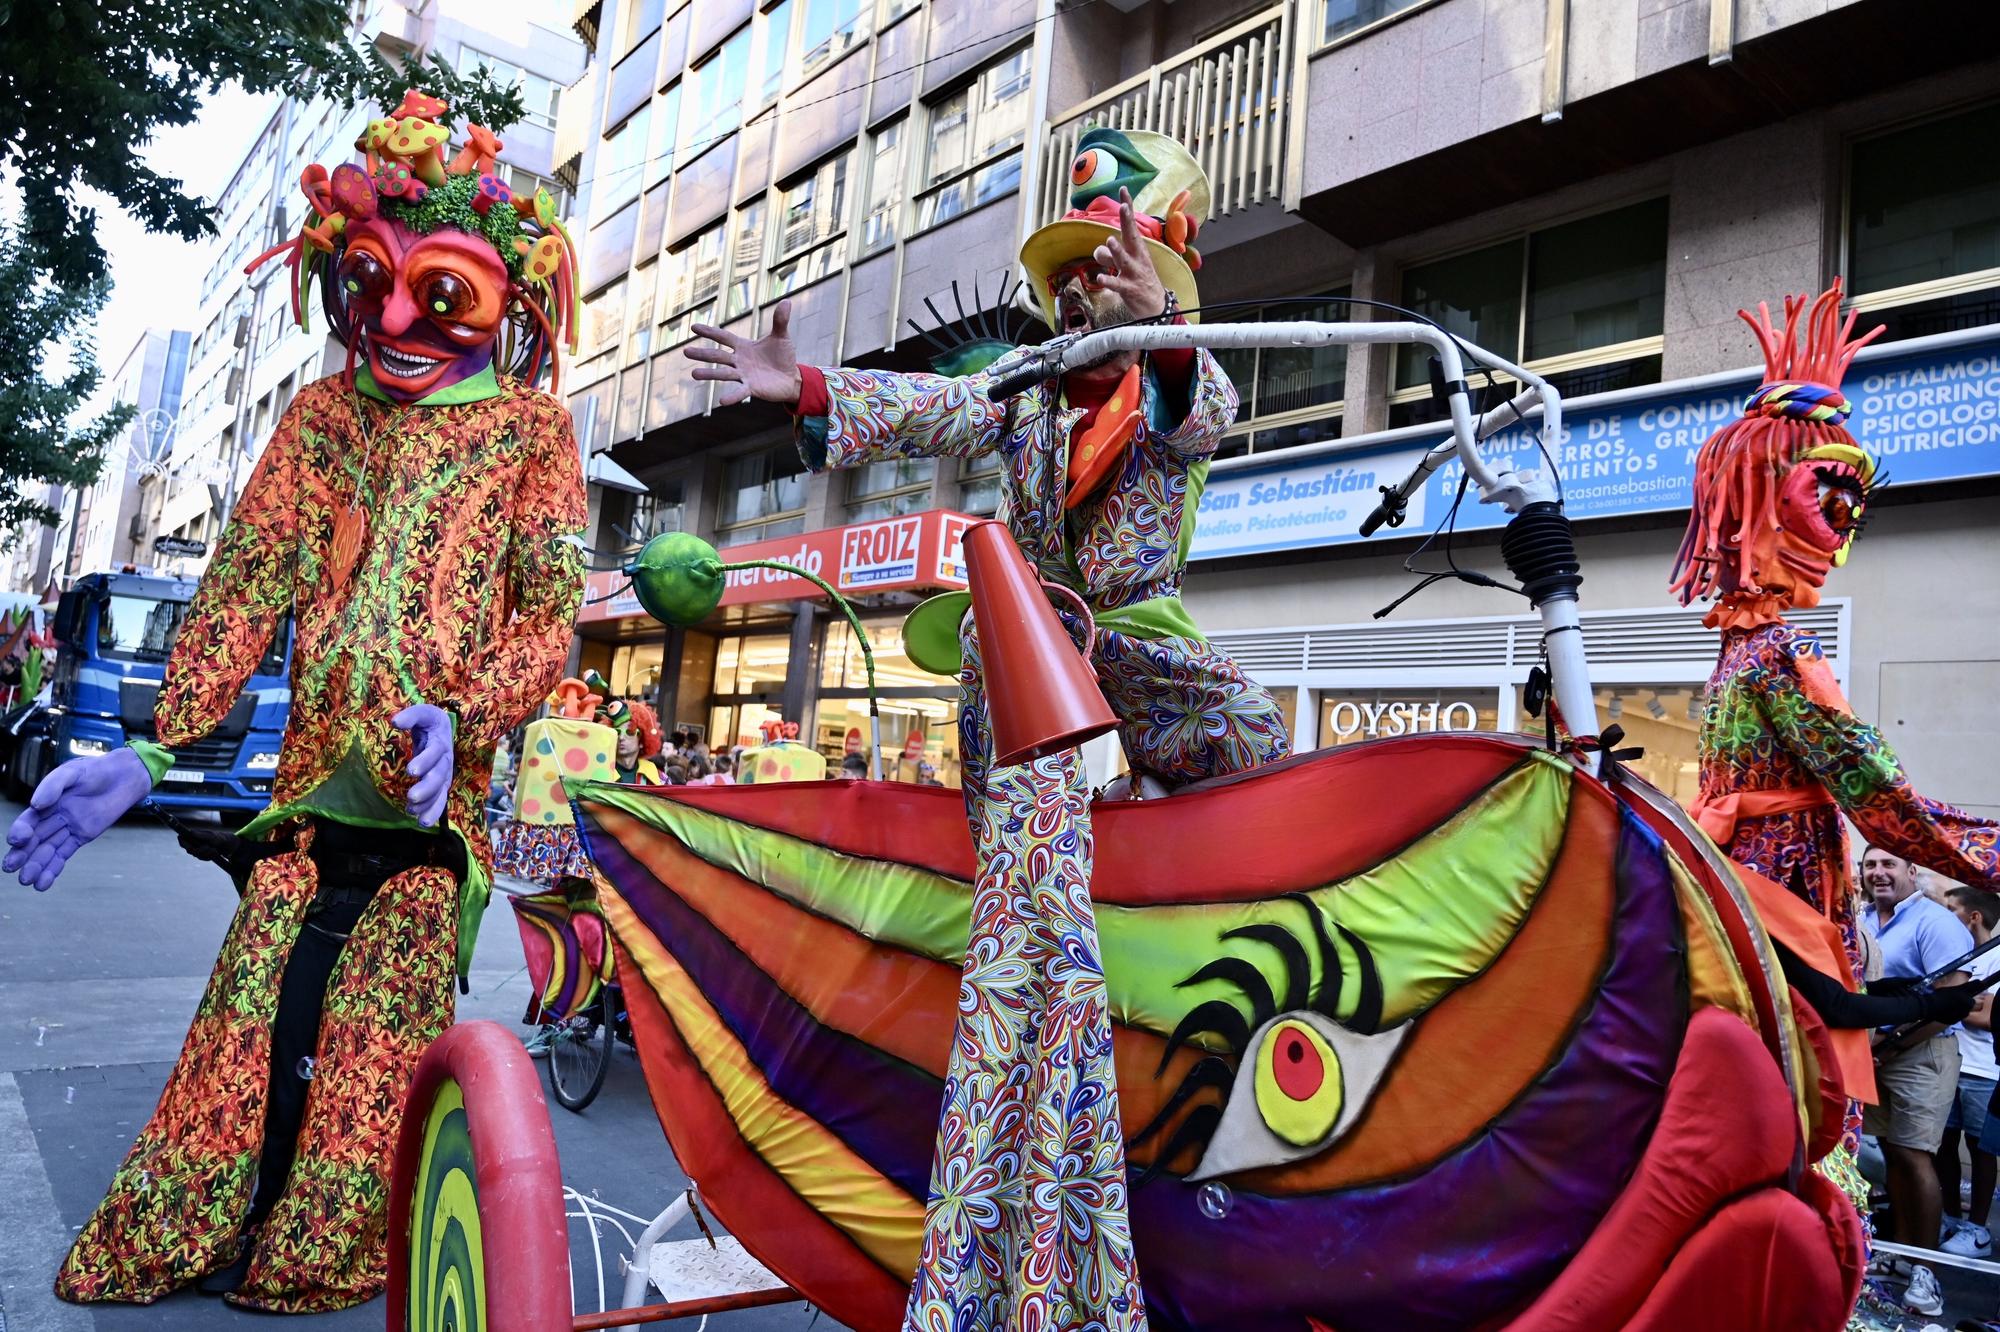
[962,520,1117,767]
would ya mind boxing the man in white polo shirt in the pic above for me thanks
[1866,847,1975,1315]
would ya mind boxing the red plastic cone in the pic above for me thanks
[962,520,1117,766]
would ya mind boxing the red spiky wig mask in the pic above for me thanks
[246,89,580,400]
[1670,281,1885,631]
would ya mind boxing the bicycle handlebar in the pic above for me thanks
[982,320,1563,514]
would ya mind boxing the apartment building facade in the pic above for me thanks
[49,329,193,582]
[560,0,2000,809]
[152,0,585,578]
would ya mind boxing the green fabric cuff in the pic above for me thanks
[127,740,175,787]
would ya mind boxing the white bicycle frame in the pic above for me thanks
[997,321,1600,769]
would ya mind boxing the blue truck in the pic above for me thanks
[1,570,292,819]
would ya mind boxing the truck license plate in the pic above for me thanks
[162,770,203,784]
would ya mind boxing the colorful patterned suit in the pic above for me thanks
[55,369,586,1311]
[800,352,1290,1328]
[1695,621,1999,975]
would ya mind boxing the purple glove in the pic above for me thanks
[393,704,454,827]
[4,747,154,891]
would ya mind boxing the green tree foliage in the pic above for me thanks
[0,0,526,530]
[0,236,131,531]
[0,1,528,292]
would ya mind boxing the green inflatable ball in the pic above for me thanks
[626,532,726,627]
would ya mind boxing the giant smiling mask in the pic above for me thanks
[337,218,508,401]
[248,88,580,397]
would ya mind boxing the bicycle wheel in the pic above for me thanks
[545,987,613,1113]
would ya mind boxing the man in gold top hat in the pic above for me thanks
[687,129,1288,1329]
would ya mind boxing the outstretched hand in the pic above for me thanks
[685,300,803,408]
[1091,189,1167,321]
[394,704,454,828]
[4,747,154,891]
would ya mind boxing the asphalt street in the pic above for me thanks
[0,801,836,1332]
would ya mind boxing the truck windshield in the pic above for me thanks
[97,594,190,663]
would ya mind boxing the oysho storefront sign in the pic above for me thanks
[578,509,976,624]
[1321,695,1487,744]
[1191,329,2000,561]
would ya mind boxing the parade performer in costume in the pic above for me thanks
[4,89,585,1311]
[686,129,1288,1328]
[1673,282,1999,974]
[736,717,828,783]
[1672,282,2000,1320]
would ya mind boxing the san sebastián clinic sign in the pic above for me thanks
[1190,328,2000,561]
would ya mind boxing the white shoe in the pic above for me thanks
[1902,1263,1945,1318]
[1944,1222,1994,1258]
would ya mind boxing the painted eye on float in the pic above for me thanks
[1811,464,1866,536]
[338,250,391,306]
[1127,901,1416,1183]
[1254,1018,1342,1147]
[416,270,476,320]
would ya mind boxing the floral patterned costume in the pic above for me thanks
[1694,620,2000,976]
[55,366,585,1312]
[800,351,1290,1329]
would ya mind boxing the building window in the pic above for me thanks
[958,452,1002,514]
[915,47,1031,232]
[625,265,658,366]
[1391,198,1668,428]
[620,0,666,50]
[1322,0,1435,47]
[584,278,627,359]
[645,84,682,190]
[686,27,752,154]
[755,0,795,107]
[769,151,850,299]
[720,445,808,540]
[504,165,569,217]
[597,105,652,219]
[725,199,767,319]
[1208,291,1350,460]
[600,481,686,552]
[457,46,562,131]
[660,224,725,345]
[859,119,904,255]
[879,0,920,24]
[800,0,868,79]
[847,457,933,520]
[1847,101,2000,341]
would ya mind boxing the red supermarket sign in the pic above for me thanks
[578,509,975,624]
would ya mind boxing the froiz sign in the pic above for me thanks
[839,516,922,589]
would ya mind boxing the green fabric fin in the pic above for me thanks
[239,740,491,977]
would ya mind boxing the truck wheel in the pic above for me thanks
[387,1021,570,1332]
[9,738,43,802]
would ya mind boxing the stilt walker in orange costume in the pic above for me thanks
[5,89,586,1312]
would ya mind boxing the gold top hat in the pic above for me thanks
[1020,128,1209,330]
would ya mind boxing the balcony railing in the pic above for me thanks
[1037,4,1295,228]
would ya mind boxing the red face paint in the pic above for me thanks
[338,218,509,402]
